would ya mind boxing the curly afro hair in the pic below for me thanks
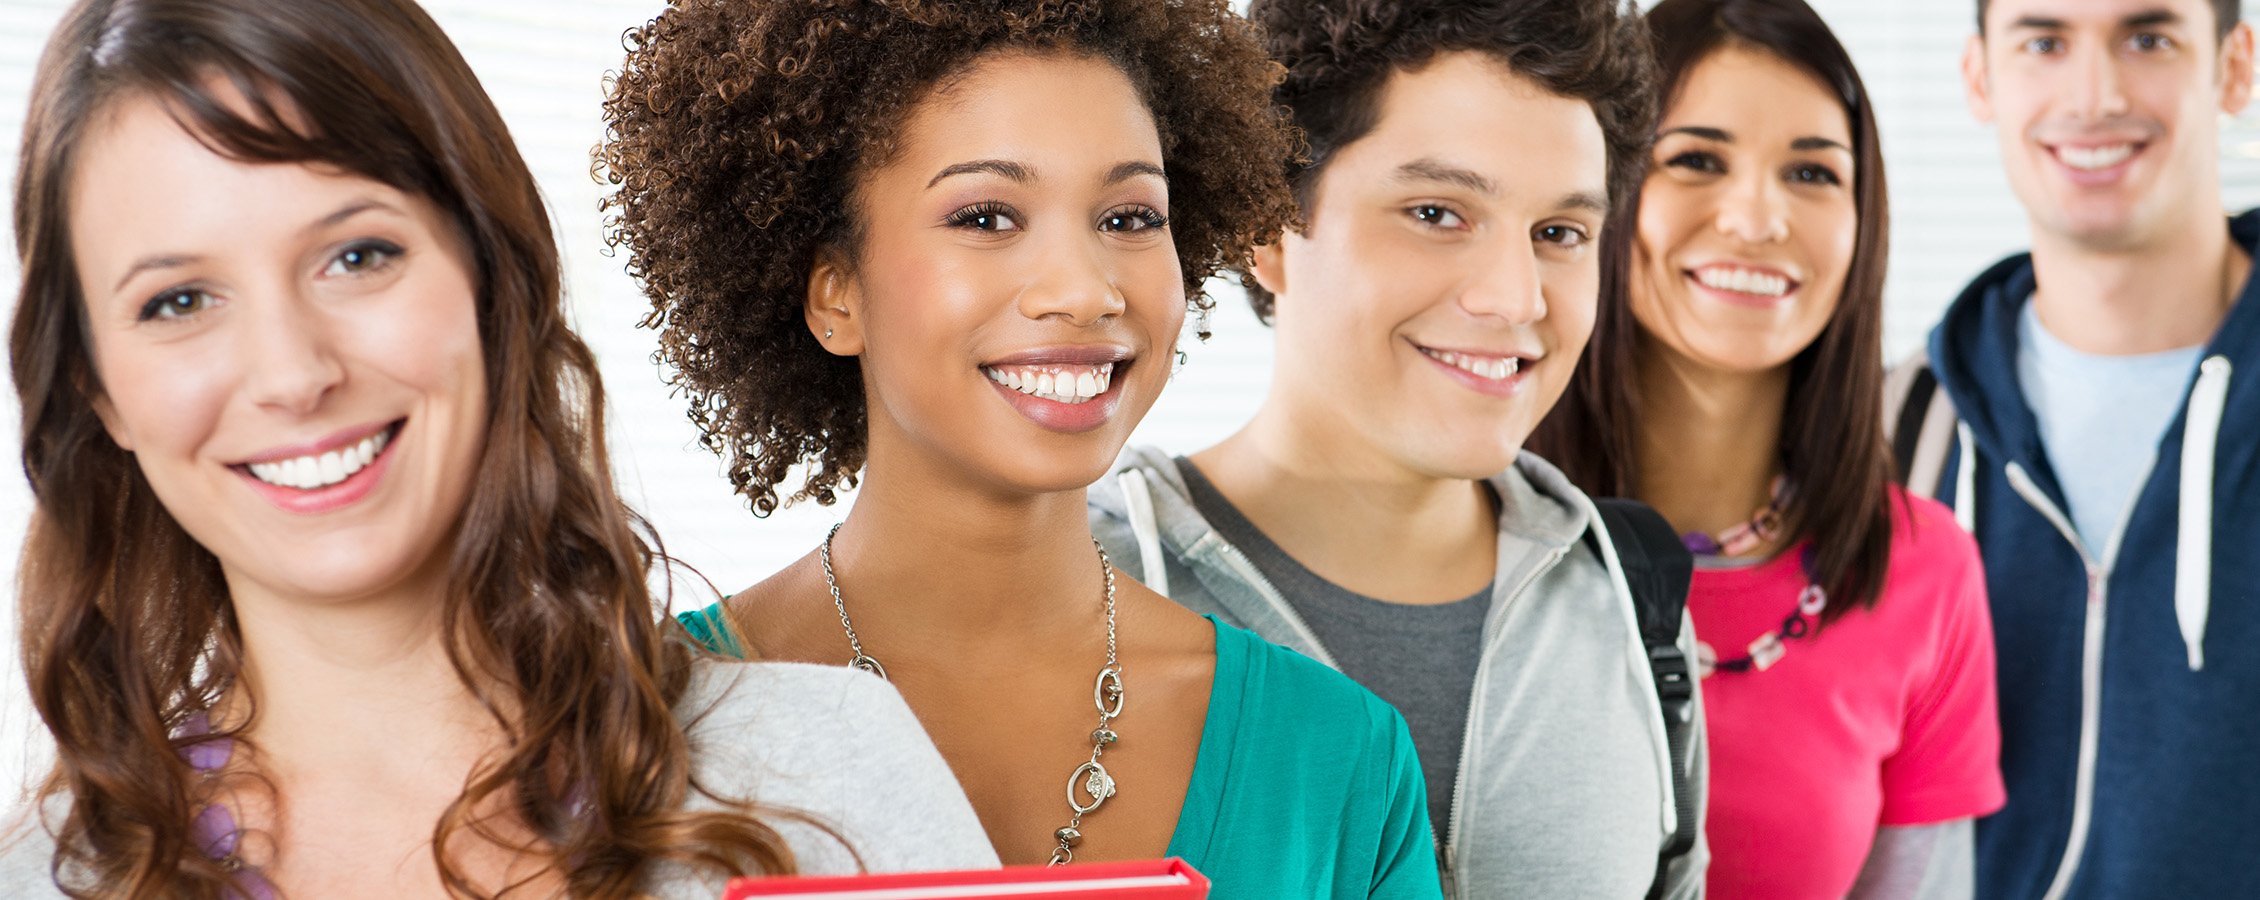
[1244,0,1658,321]
[598,0,1298,516]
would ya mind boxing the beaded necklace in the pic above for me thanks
[1681,478,1828,679]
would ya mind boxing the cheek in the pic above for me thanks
[87,332,236,460]
[1124,247,1186,336]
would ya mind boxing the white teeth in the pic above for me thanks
[246,427,392,491]
[1422,348,1521,381]
[1695,267,1791,298]
[982,363,1117,404]
[2058,143,2134,171]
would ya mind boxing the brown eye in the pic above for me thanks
[139,288,216,322]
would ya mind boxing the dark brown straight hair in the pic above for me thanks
[1528,0,1894,623]
[11,0,800,895]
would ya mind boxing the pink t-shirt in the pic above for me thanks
[1694,488,2006,899]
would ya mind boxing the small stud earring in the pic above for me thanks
[824,328,834,339]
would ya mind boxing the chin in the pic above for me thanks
[1388,431,1527,483]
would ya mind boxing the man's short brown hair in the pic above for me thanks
[1243,0,1659,320]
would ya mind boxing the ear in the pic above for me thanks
[1962,34,1996,123]
[1249,239,1289,299]
[805,246,865,356]
[2220,22,2255,116]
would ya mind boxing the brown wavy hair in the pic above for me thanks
[1242,0,1659,321]
[11,0,801,895]
[597,0,1299,515]
[1529,0,1894,624]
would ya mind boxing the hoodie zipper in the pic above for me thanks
[2004,463,2118,900]
[1435,545,1568,896]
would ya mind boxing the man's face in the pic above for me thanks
[1964,0,2254,250]
[1253,51,1608,480]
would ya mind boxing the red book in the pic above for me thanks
[722,857,1209,900]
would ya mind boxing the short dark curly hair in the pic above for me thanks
[599,0,1298,515]
[1244,0,1659,321]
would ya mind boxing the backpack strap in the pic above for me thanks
[1591,498,1697,900]
[1884,350,1962,501]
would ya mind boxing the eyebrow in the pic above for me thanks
[1662,126,1850,154]
[927,159,1166,190]
[1557,191,1610,216]
[2008,9,2179,31]
[1106,161,1167,185]
[1392,159,1498,196]
[927,159,1034,189]
[110,198,394,294]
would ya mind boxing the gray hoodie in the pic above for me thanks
[1089,447,1706,899]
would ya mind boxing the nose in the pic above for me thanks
[240,288,345,416]
[1457,235,1547,325]
[2069,42,2132,120]
[1714,170,1790,245]
[1016,232,1129,326]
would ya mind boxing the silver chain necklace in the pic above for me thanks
[820,523,1125,866]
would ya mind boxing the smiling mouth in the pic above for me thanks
[982,363,1117,405]
[1690,265,1797,299]
[237,421,402,491]
[2051,142,2141,172]
[1417,346,1524,381]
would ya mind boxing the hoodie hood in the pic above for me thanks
[1928,210,2260,674]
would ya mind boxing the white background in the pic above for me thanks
[1,0,2257,794]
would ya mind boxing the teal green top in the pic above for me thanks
[675,605,1441,898]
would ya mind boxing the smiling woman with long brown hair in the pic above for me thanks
[0,0,992,896]
[1531,0,2005,896]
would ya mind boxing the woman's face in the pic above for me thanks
[71,92,489,607]
[817,50,1181,495]
[1633,45,1859,376]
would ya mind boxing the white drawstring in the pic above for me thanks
[2175,357,2231,671]
[1118,470,1170,597]
[1954,422,1979,535]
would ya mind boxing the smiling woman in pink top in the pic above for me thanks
[1532,0,2007,896]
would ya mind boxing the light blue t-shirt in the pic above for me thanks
[2015,301,2205,555]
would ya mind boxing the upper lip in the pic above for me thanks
[1411,340,1542,361]
[981,344,1134,367]
[231,419,399,465]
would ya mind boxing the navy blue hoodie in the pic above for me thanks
[1926,210,2260,899]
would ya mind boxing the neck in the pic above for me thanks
[829,436,1115,655]
[2027,210,2246,354]
[1633,341,1786,540]
[1192,383,1497,600]
[225,564,499,768]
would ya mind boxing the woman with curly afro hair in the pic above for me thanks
[602,0,1442,893]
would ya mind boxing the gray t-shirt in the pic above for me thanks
[1175,457,1489,841]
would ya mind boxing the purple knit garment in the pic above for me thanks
[179,713,278,900]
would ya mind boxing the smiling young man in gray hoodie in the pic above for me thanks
[1087,1,1704,897]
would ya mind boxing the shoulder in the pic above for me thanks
[678,658,919,747]
[1887,487,1984,575]
[674,660,997,875]
[1215,622,1411,753]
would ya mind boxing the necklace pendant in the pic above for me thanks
[1093,667,1125,718]
[848,654,888,680]
[1748,633,1786,671]
[1068,760,1117,814]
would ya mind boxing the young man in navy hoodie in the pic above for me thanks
[1889,0,2259,896]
